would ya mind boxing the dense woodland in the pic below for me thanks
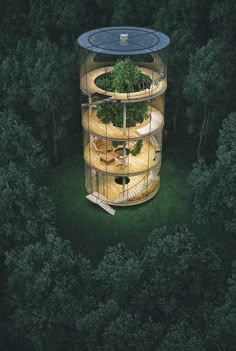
[0,0,236,350]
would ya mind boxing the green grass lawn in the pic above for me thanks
[46,149,192,260]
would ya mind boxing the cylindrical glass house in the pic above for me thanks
[78,27,170,206]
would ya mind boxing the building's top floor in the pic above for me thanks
[78,26,170,55]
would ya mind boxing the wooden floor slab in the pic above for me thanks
[84,138,159,175]
[89,173,159,203]
[82,106,164,140]
[80,66,167,101]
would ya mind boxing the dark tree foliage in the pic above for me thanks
[0,110,47,177]
[184,39,234,159]
[0,163,55,253]
[0,0,234,161]
[207,261,236,351]
[0,41,33,114]
[28,39,74,162]
[110,0,159,27]
[0,1,235,350]
[0,110,53,253]
[153,0,213,134]
[6,234,93,351]
[5,226,230,351]
[189,113,236,234]
[153,0,235,159]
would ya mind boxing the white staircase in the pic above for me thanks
[150,135,160,151]
[150,168,160,181]
[86,192,115,215]
[114,178,153,204]
[156,130,162,147]
[153,151,161,166]
[97,200,115,215]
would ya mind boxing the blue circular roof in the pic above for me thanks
[78,27,170,55]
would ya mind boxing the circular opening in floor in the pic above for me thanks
[115,176,130,185]
[95,72,152,92]
[115,148,131,157]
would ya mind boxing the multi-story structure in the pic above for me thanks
[78,27,170,213]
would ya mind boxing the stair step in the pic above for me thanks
[151,136,159,146]
[98,200,115,215]
[86,193,115,215]
[115,178,152,203]
[152,167,160,174]
[150,136,161,151]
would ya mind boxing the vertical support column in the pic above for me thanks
[122,174,126,193]
[123,103,127,136]
[89,95,92,119]
[122,141,126,170]
[122,102,127,171]
[96,171,99,192]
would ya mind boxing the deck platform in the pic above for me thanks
[84,138,160,175]
[80,66,167,101]
[89,173,160,204]
[82,107,163,140]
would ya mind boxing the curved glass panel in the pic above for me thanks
[79,27,170,207]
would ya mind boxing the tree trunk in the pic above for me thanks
[204,115,210,147]
[173,101,178,134]
[197,103,208,160]
[52,111,58,163]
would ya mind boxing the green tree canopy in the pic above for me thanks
[207,261,236,351]
[6,234,92,351]
[189,113,236,233]
[6,225,227,351]
[112,58,146,93]
[28,39,73,161]
[0,163,55,252]
[0,109,47,177]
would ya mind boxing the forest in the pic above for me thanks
[0,0,236,350]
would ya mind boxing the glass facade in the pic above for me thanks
[78,27,170,206]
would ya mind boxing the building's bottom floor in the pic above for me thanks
[85,168,160,206]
